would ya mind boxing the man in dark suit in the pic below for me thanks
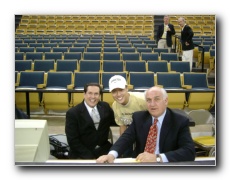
[96,86,195,163]
[178,17,194,70]
[65,83,117,159]
[156,15,176,51]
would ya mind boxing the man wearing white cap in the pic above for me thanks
[109,75,147,157]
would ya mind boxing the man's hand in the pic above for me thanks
[136,152,157,162]
[96,154,115,163]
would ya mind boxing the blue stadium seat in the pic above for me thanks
[129,72,154,90]
[147,61,168,73]
[125,61,146,72]
[102,60,124,72]
[56,60,78,72]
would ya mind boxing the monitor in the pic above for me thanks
[15,119,50,163]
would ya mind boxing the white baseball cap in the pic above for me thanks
[109,75,127,92]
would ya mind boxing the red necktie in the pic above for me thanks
[144,119,158,153]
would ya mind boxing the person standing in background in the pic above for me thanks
[178,17,194,70]
[157,15,176,51]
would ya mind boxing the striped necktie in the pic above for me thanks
[144,119,158,153]
[91,107,100,129]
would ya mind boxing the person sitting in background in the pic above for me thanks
[65,83,117,159]
[96,86,195,163]
[109,75,147,157]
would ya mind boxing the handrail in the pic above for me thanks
[173,35,205,72]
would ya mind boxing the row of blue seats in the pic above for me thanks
[15,38,155,44]
[15,60,191,73]
[15,71,215,110]
[15,71,211,91]
[15,51,178,61]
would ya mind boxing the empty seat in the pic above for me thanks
[103,47,119,52]
[43,71,73,113]
[44,52,62,60]
[19,47,35,53]
[15,71,45,111]
[147,61,168,73]
[153,48,169,56]
[58,43,73,47]
[56,60,78,72]
[103,52,121,60]
[170,61,191,73]
[120,47,136,53]
[79,60,101,72]
[136,47,152,53]
[64,52,82,60]
[15,60,32,71]
[33,60,55,72]
[156,72,186,109]
[160,53,179,62]
[129,72,154,90]
[43,42,58,48]
[125,61,146,72]
[183,72,215,110]
[86,47,102,52]
[25,52,43,60]
[36,47,52,53]
[29,43,43,48]
[141,52,159,61]
[102,60,124,72]
[83,52,101,60]
[69,47,85,53]
[15,52,24,60]
[52,47,68,53]
[122,52,140,61]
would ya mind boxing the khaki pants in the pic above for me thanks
[158,39,171,52]
[182,49,193,70]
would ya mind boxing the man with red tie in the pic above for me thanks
[96,86,195,163]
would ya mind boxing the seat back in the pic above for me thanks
[83,52,101,60]
[160,53,179,62]
[102,60,124,72]
[64,52,82,60]
[183,73,208,88]
[44,52,62,60]
[170,61,191,73]
[79,60,101,72]
[153,48,169,56]
[103,52,121,60]
[125,61,146,72]
[56,60,78,72]
[15,52,24,60]
[147,61,168,73]
[129,72,154,90]
[74,72,100,90]
[46,72,72,88]
[141,52,159,61]
[34,60,55,72]
[26,52,43,60]
[18,71,45,87]
[15,60,32,71]
[156,72,182,88]
[122,52,140,61]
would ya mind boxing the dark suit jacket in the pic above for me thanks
[65,100,117,159]
[111,108,196,162]
[157,23,176,47]
[180,25,194,50]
